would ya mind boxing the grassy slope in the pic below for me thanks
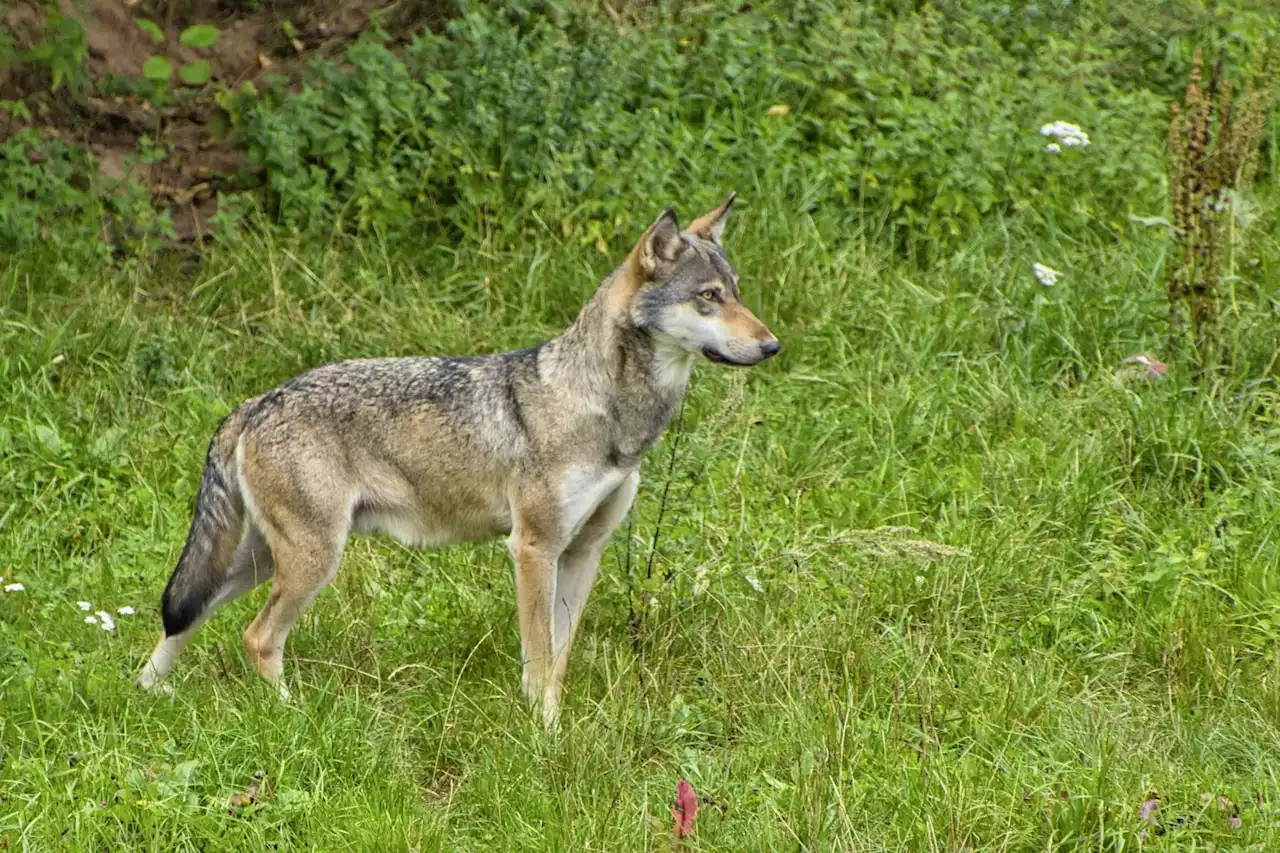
[2,189,1280,849]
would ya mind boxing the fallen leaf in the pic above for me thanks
[672,779,698,838]
[1138,793,1161,842]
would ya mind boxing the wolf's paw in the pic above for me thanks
[136,665,174,695]
[137,677,176,696]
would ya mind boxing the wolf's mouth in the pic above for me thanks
[701,347,756,367]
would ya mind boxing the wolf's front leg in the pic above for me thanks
[549,472,640,708]
[508,511,564,728]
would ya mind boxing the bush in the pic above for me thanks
[226,0,1201,255]
[0,129,170,282]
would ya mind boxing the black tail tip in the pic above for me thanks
[160,584,203,637]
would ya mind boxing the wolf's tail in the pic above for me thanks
[160,408,250,637]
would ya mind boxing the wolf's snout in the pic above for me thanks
[760,339,781,358]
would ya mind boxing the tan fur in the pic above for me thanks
[139,195,778,727]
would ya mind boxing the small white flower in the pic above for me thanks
[1045,143,1061,153]
[95,610,116,632]
[117,606,135,616]
[77,601,93,611]
[1039,120,1090,147]
[85,615,98,625]
[1032,262,1061,287]
[4,583,24,593]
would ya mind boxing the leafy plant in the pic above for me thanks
[138,20,221,93]
[226,0,1179,256]
[3,5,88,94]
[0,129,170,282]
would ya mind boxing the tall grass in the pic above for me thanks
[3,182,1280,847]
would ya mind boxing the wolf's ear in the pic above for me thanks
[637,207,685,278]
[687,192,736,244]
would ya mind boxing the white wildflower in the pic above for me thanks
[1045,143,1061,153]
[1032,262,1061,287]
[77,601,93,611]
[1039,120,1090,147]
[117,606,135,616]
[85,615,98,625]
[95,610,116,632]
[4,583,24,593]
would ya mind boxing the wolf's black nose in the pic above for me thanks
[761,339,781,357]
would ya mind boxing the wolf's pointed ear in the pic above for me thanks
[687,192,736,244]
[636,207,684,278]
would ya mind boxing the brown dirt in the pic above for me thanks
[2,0,453,242]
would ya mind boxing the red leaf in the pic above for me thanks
[671,779,698,838]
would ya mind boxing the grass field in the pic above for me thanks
[3,186,1279,850]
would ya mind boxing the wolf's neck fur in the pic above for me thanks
[539,265,691,454]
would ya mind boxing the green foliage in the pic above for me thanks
[0,130,172,282]
[4,5,89,93]
[179,59,212,85]
[179,24,221,49]
[0,130,111,276]
[135,18,165,43]
[139,22,222,96]
[226,0,1189,254]
[142,54,173,82]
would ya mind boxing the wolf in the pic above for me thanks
[137,195,779,726]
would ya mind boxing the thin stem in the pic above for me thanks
[645,392,689,583]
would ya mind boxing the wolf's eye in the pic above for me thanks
[699,289,719,302]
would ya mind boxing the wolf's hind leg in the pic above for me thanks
[241,521,344,696]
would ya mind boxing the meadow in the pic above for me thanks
[3,1,1280,849]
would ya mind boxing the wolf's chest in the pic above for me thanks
[559,467,631,541]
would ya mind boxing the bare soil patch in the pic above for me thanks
[2,0,454,241]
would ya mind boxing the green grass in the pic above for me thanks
[3,196,1280,850]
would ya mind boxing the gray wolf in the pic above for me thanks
[138,195,779,726]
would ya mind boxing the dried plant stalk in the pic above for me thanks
[1165,40,1280,369]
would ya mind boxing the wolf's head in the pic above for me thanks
[626,195,779,367]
